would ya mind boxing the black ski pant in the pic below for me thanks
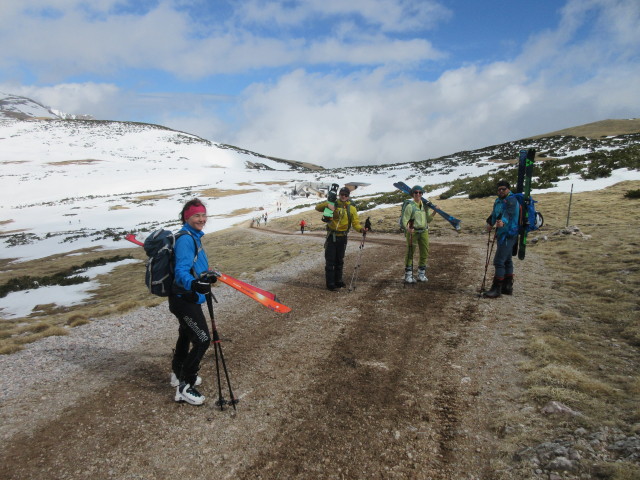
[325,233,348,287]
[168,295,210,387]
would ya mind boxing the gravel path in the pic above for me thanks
[0,227,537,479]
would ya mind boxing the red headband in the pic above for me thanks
[183,204,206,221]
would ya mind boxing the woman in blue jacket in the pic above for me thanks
[483,180,519,298]
[169,198,216,405]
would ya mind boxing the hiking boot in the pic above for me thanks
[170,372,201,388]
[335,280,346,288]
[175,383,205,405]
[326,268,338,291]
[417,267,428,282]
[483,277,503,298]
[404,267,416,284]
[501,275,514,295]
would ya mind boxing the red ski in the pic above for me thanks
[209,270,291,314]
[124,233,143,246]
[125,233,291,313]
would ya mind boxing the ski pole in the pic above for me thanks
[348,217,371,291]
[204,290,238,411]
[479,229,497,296]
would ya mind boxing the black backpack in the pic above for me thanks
[143,229,197,296]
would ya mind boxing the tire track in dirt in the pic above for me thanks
[234,240,489,479]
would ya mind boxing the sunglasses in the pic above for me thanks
[497,187,508,192]
[412,191,423,195]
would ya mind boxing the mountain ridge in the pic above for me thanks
[3,91,640,169]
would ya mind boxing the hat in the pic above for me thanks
[411,185,425,194]
[339,187,351,196]
[496,180,511,189]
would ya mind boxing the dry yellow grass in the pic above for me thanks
[46,159,102,165]
[197,187,260,198]
[217,207,257,217]
[134,194,171,202]
[528,118,640,139]
[0,223,310,352]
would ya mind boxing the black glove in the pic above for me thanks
[191,279,210,294]
[199,271,218,284]
[364,217,372,232]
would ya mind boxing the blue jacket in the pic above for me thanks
[173,223,210,304]
[490,193,520,245]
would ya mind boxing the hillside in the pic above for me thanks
[527,118,640,140]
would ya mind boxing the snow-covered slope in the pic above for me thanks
[0,117,323,261]
[1,93,639,263]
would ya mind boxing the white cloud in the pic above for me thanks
[0,0,447,82]
[307,36,442,64]
[229,67,500,166]
[227,0,640,167]
[236,0,451,32]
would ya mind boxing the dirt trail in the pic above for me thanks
[0,228,531,479]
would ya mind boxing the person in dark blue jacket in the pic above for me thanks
[483,180,520,298]
[168,198,217,405]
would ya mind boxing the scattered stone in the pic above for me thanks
[541,401,583,417]
[551,225,591,240]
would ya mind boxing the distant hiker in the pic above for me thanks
[482,180,520,298]
[264,212,268,224]
[401,185,435,283]
[315,187,369,291]
[300,219,307,234]
[169,198,217,405]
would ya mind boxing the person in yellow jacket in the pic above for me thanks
[402,185,435,283]
[315,187,369,290]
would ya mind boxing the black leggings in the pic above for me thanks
[168,295,210,386]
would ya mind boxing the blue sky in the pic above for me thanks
[1,0,639,168]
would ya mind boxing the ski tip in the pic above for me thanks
[124,233,144,246]
[273,304,292,314]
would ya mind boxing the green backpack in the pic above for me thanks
[398,199,416,232]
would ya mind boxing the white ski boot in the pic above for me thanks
[417,267,428,282]
[404,267,416,284]
[175,383,205,405]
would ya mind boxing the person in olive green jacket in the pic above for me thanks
[402,185,435,283]
[315,187,369,290]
